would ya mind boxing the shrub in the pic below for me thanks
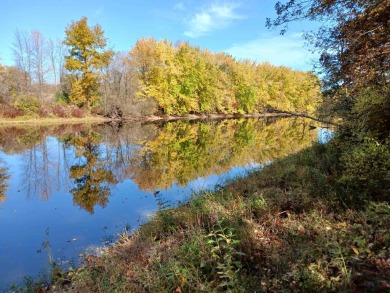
[91,106,104,116]
[38,107,50,117]
[71,107,86,118]
[0,105,24,118]
[55,92,69,104]
[14,95,41,116]
[52,105,69,118]
[340,138,390,200]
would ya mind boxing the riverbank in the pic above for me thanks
[124,112,294,122]
[35,136,388,292]
[0,112,296,125]
[0,116,111,125]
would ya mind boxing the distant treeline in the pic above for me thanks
[0,19,321,118]
[130,39,321,115]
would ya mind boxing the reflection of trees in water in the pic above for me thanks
[0,124,103,201]
[0,163,10,204]
[21,133,71,200]
[99,123,158,182]
[67,131,117,214]
[0,119,317,205]
[130,118,317,191]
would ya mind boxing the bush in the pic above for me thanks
[71,107,86,118]
[340,138,390,200]
[91,106,104,116]
[0,105,24,118]
[52,105,69,118]
[14,95,41,116]
[38,107,50,117]
[55,92,69,104]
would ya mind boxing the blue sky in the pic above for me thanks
[0,0,318,70]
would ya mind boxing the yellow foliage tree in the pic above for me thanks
[64,17,113,109]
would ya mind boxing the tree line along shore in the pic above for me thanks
[1,17,321,122]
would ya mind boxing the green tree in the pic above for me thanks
[64,17,113,109]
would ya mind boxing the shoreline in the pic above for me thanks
[0,112,337,127]
[0,116,111,125]
[37,140,388,292]
[0,112,295,126]
[126,112,294,122]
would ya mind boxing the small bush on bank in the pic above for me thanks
[55,92,69,104]
[71,107,86,118]
[91,106,104,116]
[37,107,50,117]
[0,104,24,118]
[14,95,41,116]
[51,104,69,118]
[340,138,390,201]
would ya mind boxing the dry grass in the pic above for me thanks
[0,116,110,125]
[14,140,389,292]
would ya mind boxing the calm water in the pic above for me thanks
[0,118,319,289]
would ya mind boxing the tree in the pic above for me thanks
[130,38,320,116]
[100,51,144,116]
[64,17,113,109]
[68,130,117,214]
[266,0,390,138]
[0,65,31,103]
[12,30,33,93]
[11,30,59,101]
[30,30,48,100]
[0,163,9,204]
[48,38,66,87]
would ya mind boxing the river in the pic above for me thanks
[0,117,322,290]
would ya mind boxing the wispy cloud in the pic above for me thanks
[94,6,104,18]
[184,2,243,38]
[174,2,185,11]
[225,33,317,70]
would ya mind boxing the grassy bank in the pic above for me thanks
[0,116,111,125]
[31,134,387,293]
[0,112,294,125]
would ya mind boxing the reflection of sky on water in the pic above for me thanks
[186,162,261,193]
[0,152,261,290]
[0,119,318,290]
[318,127,333,143]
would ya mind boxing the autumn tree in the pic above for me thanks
[48,38,66,87]
[267,0,390,139]
[100,51,149,116]
[130,38,320,116]
[12,30,33,93]
[64,17,113,109]
[0,163,9,204]
[267,0,390,201]
[30,30,48,100]
[68,130,117,214]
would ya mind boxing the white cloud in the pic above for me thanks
[225,33,317,70]
[184,2,243,38]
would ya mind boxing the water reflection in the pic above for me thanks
[132,118,317,191]
[0,162,9,203]
[0,118,319,289]
[0,118,318,212]
[67,130,117,214]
